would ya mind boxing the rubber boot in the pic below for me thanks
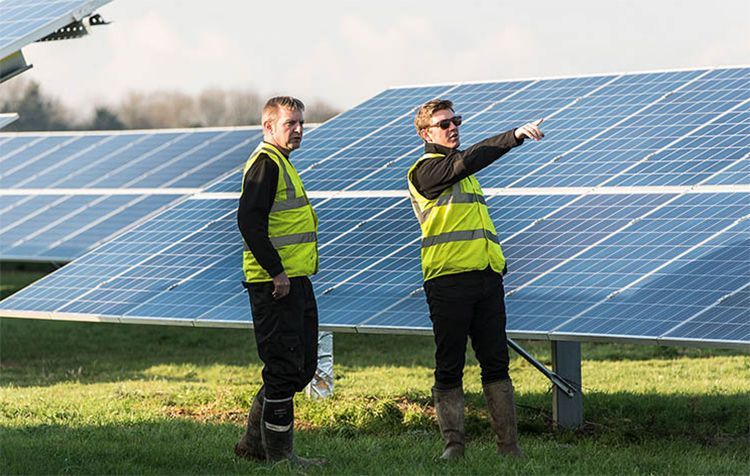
[482,379,523,458]
[432,386,465,459]
[261,397,326,467]
[234,387,265,461]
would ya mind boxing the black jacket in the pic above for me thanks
[237,147,284,278]
[409,129,522,199]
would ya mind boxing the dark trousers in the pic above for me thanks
[424,268,510,389]
[244,276,319,400]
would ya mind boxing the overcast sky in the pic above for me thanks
[14,0,750,113]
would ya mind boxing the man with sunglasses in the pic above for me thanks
[408,99,544,460]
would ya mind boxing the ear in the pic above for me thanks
[263,120,273,133]
[418,128,431,142]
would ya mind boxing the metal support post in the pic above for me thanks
[551,340,583,429]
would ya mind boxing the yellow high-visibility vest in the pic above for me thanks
[241,142,318,282]
[407,152,506,281]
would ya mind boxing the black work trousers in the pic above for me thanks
[424,268,510,389]
[244,276,318,400]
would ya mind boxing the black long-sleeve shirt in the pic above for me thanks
[409,129,523,199]
[237,149,284,278]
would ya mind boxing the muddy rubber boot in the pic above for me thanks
[432,386,465,460]
[234,386,265,461]
[261,397,326,467]
[482,379,523,458]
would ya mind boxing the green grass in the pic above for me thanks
[1,268,749,475]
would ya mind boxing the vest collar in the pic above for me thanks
[424,142,458,156]
[262,141,291,159]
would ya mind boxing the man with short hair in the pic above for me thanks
[235,96,324,466]
[407,98,544,460]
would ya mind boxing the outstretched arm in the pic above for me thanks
[411,119,545,200]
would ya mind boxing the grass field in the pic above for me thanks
[1,268,749,475]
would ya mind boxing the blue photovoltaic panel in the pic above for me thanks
[0,194,180,261]
[0,0,110,59]
[705,156,750,186]
[0,129,259,189]
[606,92,750,186]
[313,198,418,328]
[0,127,263,260]
[514,68,750,188]
[549,196,748,339]
[0,198,236,315]
[1,67,748,349]
[508,192,749,339]
[500,193,674,292]
[663,286,750,344]
[57,200,241,318]
[316,70,718,191]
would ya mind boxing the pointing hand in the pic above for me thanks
[514,118,545,141]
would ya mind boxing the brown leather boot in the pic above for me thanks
[234,387,265,461]
[483,379,523,458]
[432,386,465,460]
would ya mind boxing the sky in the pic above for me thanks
[12,0,750,113]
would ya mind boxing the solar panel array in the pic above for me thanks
[1,67,748,349]
[0,0,111,60]
[0,127,263,260]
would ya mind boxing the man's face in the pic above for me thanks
[266,107,304,153]
[420,108,460,149]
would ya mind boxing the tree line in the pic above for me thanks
[0,78,340,132]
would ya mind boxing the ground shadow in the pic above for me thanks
[2,389,748,475]
[1,318,746,388]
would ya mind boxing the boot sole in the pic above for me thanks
[234,443,265,462]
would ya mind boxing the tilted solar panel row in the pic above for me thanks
[0,127,264,260]
[2,189,746,347]
[1,67,748,349]
[0,0,111,59]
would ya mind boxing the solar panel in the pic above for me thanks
[504,192,749,339]
[1,67,748,350]
[0,127,263,260]
[0,0,111,60]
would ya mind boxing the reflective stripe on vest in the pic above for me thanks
[270,231,318,248]
[412,181,487,225]
[421,228,499,248]
[241,142,318,282]
[270,196,309,212]
[242,231,318,251]
[407,152,506,281]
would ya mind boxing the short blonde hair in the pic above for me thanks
[414,99,454,133]
[262,96,305,123]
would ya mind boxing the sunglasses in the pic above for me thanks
[427,115,463,130]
